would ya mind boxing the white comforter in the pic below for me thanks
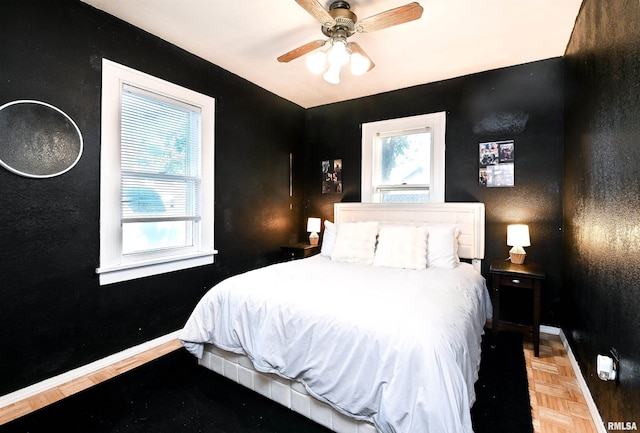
[180,256,492,433]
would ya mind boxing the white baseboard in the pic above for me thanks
[541,326,606,433]
[540,324,561,335]
[0,330,182,409]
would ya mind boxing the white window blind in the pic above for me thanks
[120,84,202,255]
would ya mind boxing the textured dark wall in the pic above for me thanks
[304,59,565,324]
[564,0,640,423]
[0,1,305,395]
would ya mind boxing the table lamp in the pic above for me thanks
[507,224,530,264]
[307,217,321,246]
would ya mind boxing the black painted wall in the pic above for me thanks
[564,0,640,424]
[304,59,565,325]
[0,1,305,395]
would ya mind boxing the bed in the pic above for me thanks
[180,202,491,433]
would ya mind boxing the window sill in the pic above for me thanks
[96,250,218,285]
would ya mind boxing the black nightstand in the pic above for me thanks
[280,243,321,261]
[490,259,545,357]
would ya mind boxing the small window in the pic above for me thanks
[97,60,216,285]
[375,127,432,203]
[362,112,445,203]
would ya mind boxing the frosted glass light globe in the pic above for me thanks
[327,40,350,67]
[323,64,341,84]
[350,52,371,76]
[306,51,327,74]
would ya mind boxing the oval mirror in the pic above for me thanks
[0,100,83,178]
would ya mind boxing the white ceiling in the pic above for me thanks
[81,0,583,109]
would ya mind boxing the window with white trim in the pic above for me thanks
[361,112,445,203]
[97,59,216,285]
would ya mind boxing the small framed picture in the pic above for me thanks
[322,159,342,194]
[479,140,514,187]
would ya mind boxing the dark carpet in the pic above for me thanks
[471,331,534,433]
[3,331,532,433]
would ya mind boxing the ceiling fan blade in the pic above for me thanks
[356,2,424,33]
[277,39,327,63]
[294,0,334,27]
[347,42,375,73]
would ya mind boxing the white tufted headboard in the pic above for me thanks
[334,202,485,271]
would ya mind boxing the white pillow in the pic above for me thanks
[320,220,336,256]
[373,226,428,269]
[427,225,460,269]
[330,221,379,264]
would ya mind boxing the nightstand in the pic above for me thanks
[490,259,545,357]
[280,243,321,261]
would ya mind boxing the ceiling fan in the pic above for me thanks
[278,0,423,84]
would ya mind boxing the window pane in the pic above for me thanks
[121,86,200,178]
[122,180,197,220]
[380,190,430,203]
[120,85,201,255]
[378,131,431,185]
[122,221,192,254]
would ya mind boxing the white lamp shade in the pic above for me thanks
[507,224,531,247]
[307,217,321,233]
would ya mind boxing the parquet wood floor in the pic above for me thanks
[1,333,601,433]
[524,333,600,433]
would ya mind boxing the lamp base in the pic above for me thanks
[509,252,526,264]
[509,246,527,264]
[309,232,319,246]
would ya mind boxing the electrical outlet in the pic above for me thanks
[597,350,619,382]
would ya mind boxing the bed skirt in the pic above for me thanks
[199,344,377,433]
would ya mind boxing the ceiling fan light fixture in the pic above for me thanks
[323,64,341,84]
[350,52,371,76]
[306,50,327,74]
[281,1,424,83]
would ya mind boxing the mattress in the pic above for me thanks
[180,255,491,433]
